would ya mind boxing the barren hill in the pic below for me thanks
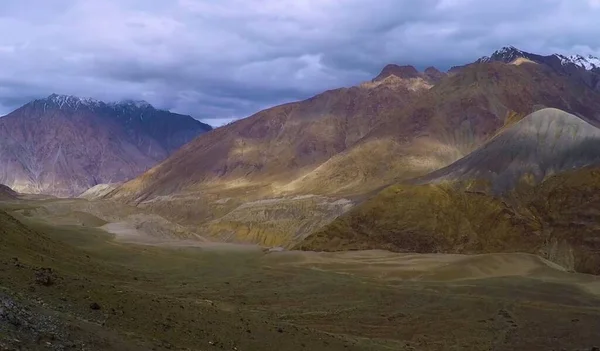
[297,108,600,274]
[418,108,600,192]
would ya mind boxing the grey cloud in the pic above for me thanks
[0,0,599,126]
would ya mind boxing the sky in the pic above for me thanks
[0,0,599,127]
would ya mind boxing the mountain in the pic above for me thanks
[283,58,600,196]
[451,46,600,91]
[478,46,600,71]
[103,67,437,245]
[297,108,600,274]
[111,56,600,203]
[0,184,18,200]
[105,47,600,250]
[107,66,434,202]
[372,64,446,83]
[418,108,600,192]
[0,94,212,197]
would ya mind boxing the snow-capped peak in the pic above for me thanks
[44,94,102,109]
[495,46,524,56]
[116,99,153,109]
[479,46,600,72]
[556,54,600,70]
[39,94,157,111]
[477,46,527,64]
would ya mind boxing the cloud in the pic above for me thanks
[0,0,599,125]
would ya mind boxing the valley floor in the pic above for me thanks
[2,198,600,350]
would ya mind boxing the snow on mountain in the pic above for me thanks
[478,46,528,64]
[44,93,103,110]
[479,46,600,72]
[37,94,164,115]
[117,99,153,109]
[557,54,600,70]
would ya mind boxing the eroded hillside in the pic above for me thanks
[298,109,600,274]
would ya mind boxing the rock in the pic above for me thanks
[89,302,101,310]
[34,268,55,286]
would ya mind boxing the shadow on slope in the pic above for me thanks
[0,184,18,200]
[418,108,600,192]
[104,61,600,251]
[297,108,600,274]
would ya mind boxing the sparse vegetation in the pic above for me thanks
[2,199,600,350]
[299,166,600,274]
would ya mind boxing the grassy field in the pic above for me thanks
[2,199,600,350]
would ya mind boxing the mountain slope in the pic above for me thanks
[105,54,600,248]
[101,68,437,246]
[283,59,600,195]
[0,184,18,200]
[418,108,600,192]
[297,108,600,274]
[111,57,600,205]
[107,68,435,203]
[0,94,212,197]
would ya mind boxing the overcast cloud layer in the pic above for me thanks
[1,0,599,126]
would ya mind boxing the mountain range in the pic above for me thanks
[99,46,600,253]
[454,46,600,91]
[0,94,212,196]
[5,46,600,274]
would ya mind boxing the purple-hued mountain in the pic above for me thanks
[0,94,212,197]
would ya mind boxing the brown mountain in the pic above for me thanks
[281,58,600,196]
[106,48,600,249]
[108,67,435,202]
[104,68,437,245]
[374,64,424,81]
[0,94,212,197]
